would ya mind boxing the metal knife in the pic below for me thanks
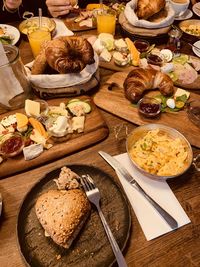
[99,151,178,230]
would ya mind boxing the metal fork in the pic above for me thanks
[81,174,128,267]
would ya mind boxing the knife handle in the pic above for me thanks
[131,181,178,229]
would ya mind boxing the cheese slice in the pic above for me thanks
[175,88,190,99]
[72,116,85,133]
[25,99,40,117]
[23,143,43,160]
[30,129,46,146]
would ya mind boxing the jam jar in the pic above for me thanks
[0,45,31,114]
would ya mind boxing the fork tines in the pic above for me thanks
[81,174,96,191]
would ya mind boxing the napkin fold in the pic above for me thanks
[53,18,74,38]
[0,43,23,107]
[114,153,191,240]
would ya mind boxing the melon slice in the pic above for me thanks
[125,38,140,66]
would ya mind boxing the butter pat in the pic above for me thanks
[23,143,43,160]
[25,99,40,117]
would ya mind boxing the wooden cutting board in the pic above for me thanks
[118,12,171,37]
[0,97,109,178]
[99,55,200,90]
[93,71,200,148]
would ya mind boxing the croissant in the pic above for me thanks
[45,36,95,74]
[123,68,174,103]
[136,0,166,19]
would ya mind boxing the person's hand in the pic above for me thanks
[4,0,22,11]
[46,0,75,18]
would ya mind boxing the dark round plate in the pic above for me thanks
[17,164,131,267]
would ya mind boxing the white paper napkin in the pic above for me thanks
[0,43,23,107]
[114,153,191,240]
[53,18,74,38]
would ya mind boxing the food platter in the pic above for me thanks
[0,24,20,45]
[93,71,200,148]
[17,164,131,267]
[0,97,109,178]
[64,10,96,32]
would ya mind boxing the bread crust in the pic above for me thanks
[123,68,174,103]
[31,36,95,74]
[136,0,166,20]
[45,36,95,74]
[35,189,91,248]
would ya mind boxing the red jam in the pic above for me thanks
[134,40,150,52]
[0,135,23,156]
[140,103,160,114]
[147,54,163,66]
[138,97,161,118]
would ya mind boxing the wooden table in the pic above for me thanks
[0,20,200,267]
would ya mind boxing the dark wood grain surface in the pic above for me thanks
[0,17,200,267]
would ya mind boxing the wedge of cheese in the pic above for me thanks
[25,99,40,117]
[23,144,43,160]
[72,116,85,133]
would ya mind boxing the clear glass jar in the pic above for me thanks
[167,27,182,55]
[0,45,31,113]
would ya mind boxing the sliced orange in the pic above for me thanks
[16,113,28,128]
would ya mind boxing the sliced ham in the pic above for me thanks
[173,63,198,84]
[188,57,200,72]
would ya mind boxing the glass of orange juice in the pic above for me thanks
[97,9,116,35]
[27,28,51,58]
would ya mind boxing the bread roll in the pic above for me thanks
[123,68,174,103]
[136,0,166,19]
[35,189,91,248]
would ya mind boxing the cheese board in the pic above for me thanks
[0,97,109,178]
[88,33,200,90]
[93,71,200,148]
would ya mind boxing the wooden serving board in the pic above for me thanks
[93,72,200,148]
[118,12,171,38]
[99,54,200,90]
[0,97,109,178]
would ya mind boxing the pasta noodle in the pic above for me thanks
[129,129,188,176]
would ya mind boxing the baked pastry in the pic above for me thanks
[45,36,95,74]
[123,68,174,103]
[136,0,166,19]
[35,189,91,248]
[31,36,95,74]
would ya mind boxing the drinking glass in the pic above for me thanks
[97,9,116,35]
[27,28,51,58]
